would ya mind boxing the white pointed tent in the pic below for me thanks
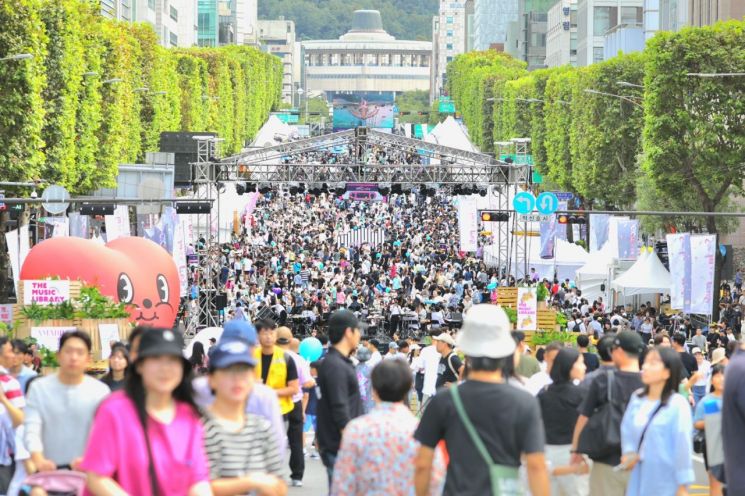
[424,116,478,152]
[250,115,295,148]
[576,241,616,300]
[611,248,671,296]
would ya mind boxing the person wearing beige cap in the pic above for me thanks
[414,304,550,496]
[432,333,462,389]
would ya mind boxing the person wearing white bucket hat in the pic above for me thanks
[414,304,550,496]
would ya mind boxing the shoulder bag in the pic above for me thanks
[450,385,522,496]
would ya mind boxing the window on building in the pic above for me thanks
[446,56,453,62]
[148,0,155,9]
[446,16,454,23]
[620,6,643,25]
[170,31,178,46]
[170,5,178,21]
[593,46,604,63]
[593,6,617,36]
[447,30,454,37]
[446,43,454,50]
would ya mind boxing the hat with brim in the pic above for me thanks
[433,333,456,347]
[137,328,187,362]
[711,347,727,365]
[209,338,257,369]
[456,304,515,359]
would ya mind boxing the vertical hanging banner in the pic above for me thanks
[517,287,538,330]
[457,196,479,253]
[666,233,691,311]
[539,215,556,259]
[68,213,89,238]
[105,205,130,241]
[590,214,610,252]
[172,220,189,298]
[5,226,30,295]
[690,234,716,315]
[617,219,639,260]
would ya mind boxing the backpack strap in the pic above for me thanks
[447,353,458,378]
[451,385,495,466]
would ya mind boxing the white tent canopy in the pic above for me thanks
[484,238,589,281]
[424,116,478,152]
[250,115,295,148]
[611,249,671,296]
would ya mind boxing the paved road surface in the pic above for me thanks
[289,455,711,495]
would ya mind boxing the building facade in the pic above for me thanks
[101,0,197,47]
[431,1,468,101]
[473,0,520,49]
[258,19,296,105]
[575,0,643,66]
[545,0,578,67]
[506,0,555,70]
[301,10,432,94]
[197,0,258,47]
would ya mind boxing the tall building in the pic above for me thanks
[101,0,197,47]
[465,0,477,51]
[545,0,578,67]
[431,1,468,100]
[651,0,745,35]
[473,0,520,50]
[258,19,296,105]
[197,0,258,47]
[506,0,555,70]
[575,0,643,66]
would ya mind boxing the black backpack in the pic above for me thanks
[578,370,624,460]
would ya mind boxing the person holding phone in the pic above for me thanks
[619,347,694,495]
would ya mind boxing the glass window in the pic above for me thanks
[593,6,617,35]
[447,30,454,36]
[170,32,178,46]
[148,0,155,9]
[446,56,453,62]
[593,46,604,63]
[446,16,454,23]
[620,6,642,24]
[170,5,178,21]
[446,43,453,50]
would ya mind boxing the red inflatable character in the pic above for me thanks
[20,237,180,328]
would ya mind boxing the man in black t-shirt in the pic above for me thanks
[673,332,698,379]
[571,330,644,496]
[415,304,549,496]
[433,333,462,388]
[577,334,599,373]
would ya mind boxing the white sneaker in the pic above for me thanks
[291,479,303,487]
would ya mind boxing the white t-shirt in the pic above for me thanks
[421,345,441,396]
[525,371,552,396]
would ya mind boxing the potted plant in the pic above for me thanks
[39,346,59,376]
[536,283,549,310]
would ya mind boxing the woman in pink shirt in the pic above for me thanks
[81,327,211,496]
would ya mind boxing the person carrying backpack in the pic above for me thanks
[570,331,644,496]
[433,333,462,389]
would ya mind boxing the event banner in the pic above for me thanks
[24,280,71,305]
[590,214,610,252]
[457,196,479,253]
[617,219,639,260]
[5,225,30,296]
[105,205,130,242]
[98,323,121,360]
[690,235,716,315]
[517,287,538,331]
[0,305,12,326]
[666,233,691,311]
[172,220,189,298]
[539,215,556,259]
[68,213,89,238]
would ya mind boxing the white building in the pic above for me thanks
[301,10,432,94]
[101,0,197,48]
[235,0,259,46]
[431,1,468,101]
[575,0,643,66]
[545,0,578,67]
[258,19,296,104]
[473,0,519,50]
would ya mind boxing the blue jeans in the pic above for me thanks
[320,450,337,493]
[693,385,707,407]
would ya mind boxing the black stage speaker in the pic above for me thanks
[159,132,217,186]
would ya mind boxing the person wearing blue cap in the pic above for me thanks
[203,337,287,496]
[193,320,287,459]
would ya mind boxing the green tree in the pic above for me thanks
[570,52,644,209]
[543,68,577,192]
[642,21,745,233]
[395,90,430,124]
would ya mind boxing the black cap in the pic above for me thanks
[137,328,185,361]
[328,309,360,336]
[613,330,644,355]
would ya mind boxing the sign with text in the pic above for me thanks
[0,305,12,326]
[98,323,121,360]
[31,326,76,352]
[23,280,71,306]
[517,287,538,331]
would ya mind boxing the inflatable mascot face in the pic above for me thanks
[20,237,180,328]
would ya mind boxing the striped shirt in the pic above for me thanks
[202,412,283,481]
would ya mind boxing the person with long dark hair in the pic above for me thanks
[80,327,211,496]
[190,341,209,375]
[620,346,694,495]
[538,348,588,496]
[101,343,130,392]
